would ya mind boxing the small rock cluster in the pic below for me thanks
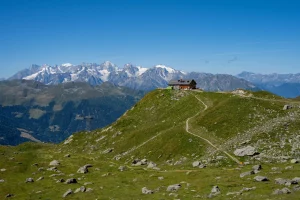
[192,161,206,168]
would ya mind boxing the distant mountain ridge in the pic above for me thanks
[237,71,300,85]
[237,71,300,98]
[9,61,258,92]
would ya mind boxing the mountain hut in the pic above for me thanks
[168,79,197,90]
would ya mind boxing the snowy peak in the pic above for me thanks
[100,61,117,72]
[61,63,73,67]
[136,66,148,76]
[103,61,115,67]
[123,64,149,77]
[123,64,138,77]
[154,64,176,73]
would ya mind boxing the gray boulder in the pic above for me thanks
[142,187,154,194]
[283,105,292,110]
[47,167,58,172]
[192,161,201,167]
[211,185,221,194]
[147,162,156,169]
[273,189,283,195]
[74,186,86,193]
[254,176,268,182]
[65,178,77,184]
[208,185,221,198]
[282,188,291,194]
[294,185,300,191]
[0,179,4,183]
[234,146,258,156]
[240,171,254,178]
[166,184,181,192]
[49,160,60,166]
[62,189,73,198]
[275,178,289,185]
[199,164,206,168]
[25,178,34,183]
[291,159,299,164]
[252,164,262,171]
[77,166,88,174]
[273,187,291,195]
[292,177,300,184]
[274,178,297,185]
[77,164,92,174]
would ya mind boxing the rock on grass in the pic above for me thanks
[254,176,268,182]
[49,160,60,166]
[142,187,154,194]
[63,189,73,198]
[166,184,181,192]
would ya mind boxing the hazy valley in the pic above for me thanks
[0,80,143,145]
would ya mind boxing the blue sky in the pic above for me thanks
[0,0,299,78]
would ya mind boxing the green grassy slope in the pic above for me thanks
[1,89,300,199]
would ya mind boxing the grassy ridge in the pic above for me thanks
[1,89,300,199]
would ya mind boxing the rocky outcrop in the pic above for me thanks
[234,146,259,156]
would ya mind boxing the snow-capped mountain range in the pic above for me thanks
[8,61,257,91]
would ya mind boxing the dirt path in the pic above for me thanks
[185,94,241,164]
[117,91,241,164]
